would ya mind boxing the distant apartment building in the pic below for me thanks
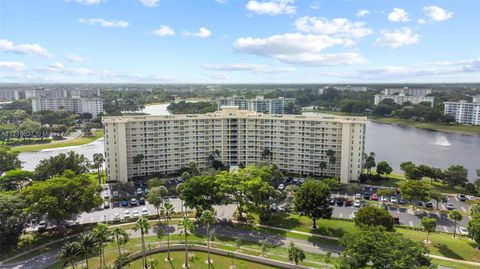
[217,96,295,114]
[443,95,480,125]
[30,88,103,117]
[102,107,366,184]
[374,87,434,107]
[0,89,20,101]
[332,85,368,92]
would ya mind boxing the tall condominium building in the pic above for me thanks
[30,88,104,117]
[383,87,432,96]
[0,89,20,101]
[374,87,434,106]
[444,95,480,125]
[217,96,295,114]
[103,107,366,184]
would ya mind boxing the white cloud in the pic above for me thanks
[78,18,129,28]
[0,39,52,58]
[209,73,231,80]
[374,27,420,48]
[203,63,296,73]
[0,61,27,72]
[356,9,370,18]
[192,27,212,38]
[310,1,320,10]
[139,0,159,7]
[246,0,296,15]
[66,54,85,62]
[49,62,64,69]
[73,0,103,5]
[423,6,453,22]
[418,19,427,24]
[388,8,409,22]
[68,68,92,75]
[275,52,366,66]
[214,0,227,3]
[152,26,175,36]
[294,16,373,38]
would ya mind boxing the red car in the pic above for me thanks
[392,215,400,224]
[370,193,378,201]
[345,199,353,206]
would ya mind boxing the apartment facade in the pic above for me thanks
[103,107,366,184]
[444,96,480,125]
[374,94,435,106]
[30,88,104,117]
[217,96,295,114]
[0,90,20,101]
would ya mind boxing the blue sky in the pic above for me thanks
[0,0,479,83]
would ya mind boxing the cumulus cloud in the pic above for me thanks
[78,18,129,28]
[152,26,175,36]
[356,9,370,18]
[388,8,409,22]
[66,54,85,62]
[294,16,373,38]
[0,39,52,57]
[246,0,296,15]
[0,61,27,72]
[203,63,296,73]
[35,62,92,76]
[139,0,159,7]
[275,52,366,66]
[374,27,420,48]
[423,6,453,22]
[188,27,212,38]
[73,0,103,5]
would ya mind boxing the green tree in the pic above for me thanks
[23,173,102,229]
[287,242,305,265]
[0,169,33,191]
[160,202,175,261]
[34,151,90,180]
[0,192,28,252]
[188,161,200,176]
[326,149,337,169]
[111,227,129,258]
[324,251,332,269]
[421,217,437,243]
[319,161,327,175]
[0,146,22,175]
[146,186,168,222]
[400,161,423,180]
[467,213,480,249]
[448,210,463,238]
[58,241,81,269]
[429,190,448,210]
[199,210,216,268]
[322,178,341,192]
[134,217,151,269]
[364,152,376,176]
[177,175,223,215]
[93,223,111,267]
[353,205,394,231]
[470,204,480,215]
[340,227,430,269]
[78,232,97,269]
[443,165,468,187]
[260,148,272,162]
[294,180,332,228]
[91,153,105,185]
[399,180,429,210]
[376,161,393,176]
[179,217,195,268]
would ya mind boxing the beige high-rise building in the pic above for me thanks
[102,107,366,184]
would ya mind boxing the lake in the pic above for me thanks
[19,104,480,181]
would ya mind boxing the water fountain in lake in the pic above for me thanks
[434,134,452,147]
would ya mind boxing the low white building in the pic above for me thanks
[30,88,103,117]
[374,94,435,107]
[444,95,480,125]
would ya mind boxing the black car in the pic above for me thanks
[457,193,466,202]
[363,192,370,200]
[139,197,146,205]
[425,201,433,208]
[336,199,344,206]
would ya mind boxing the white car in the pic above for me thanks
[459,227,468,235]
[390,196,397,203]
[124,210,131,218]
[113,213,120,221]
[354,200,361,207]
[278,184,285,190]
[355,193,362,200]
[447,203,455,210]
[136,188,143,195]
[132,210,140,218]
[142,207,149,216]
[380,196,388,203]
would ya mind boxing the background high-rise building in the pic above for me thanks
[444,95,480,125]
[217,96,295,114]
[103,107,366,184]
[374,87,434,106]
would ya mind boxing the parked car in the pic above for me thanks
[113,213,120,221]
[345,199,353,206]
[390,196,397,203]
[142,207,149,216]
[363,192,370,200]
[392,215,400,225]
[132,210,140,218]
[37,221,47,232]
[336,198,344,206]
[270,203,277,211]
[278,184,285,190]
[103,201,110,209]
[380,196,388,203]
[329,197,335,205]
[354,200,361,207]
[293,178,299,184]
[355,193,362,200]
[447,203,455,210]
[124,210,131,218]
[299,178,305,184]
[425,202,433,208]
[130,198,138,206]
[399,198,406,204]
[112,191,119,198]
[139,197,146,205]
[121,200,129,207]
[459,227,468,235]
[457,193,466,202]
[370,193,378,201]
[136,188,143,195]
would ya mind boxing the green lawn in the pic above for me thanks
[11,130,104,152]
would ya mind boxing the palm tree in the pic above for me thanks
[261,148,272,162]
[78,232,97,269]
[111,227,129,257]
[134,217,151,269]
[133,154,145,174]
[448,210,463,238]
[179,217,195,268]
[58,241,81,269]
[199,210,216,268]
[160,202,175,262]
[326,149,336,171]
[319,161,327,176]
[93,223,111,267]
[92,153,105,184]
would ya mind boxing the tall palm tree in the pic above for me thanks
[92,153,105,185]
[179,217,195,268]
[78,232,97,269]
[199,210,216,268]
[93,223,111,267]
[111,227,130,257]
[160,202,175,262]
[58,241,81,269]
[134,217,151,269]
